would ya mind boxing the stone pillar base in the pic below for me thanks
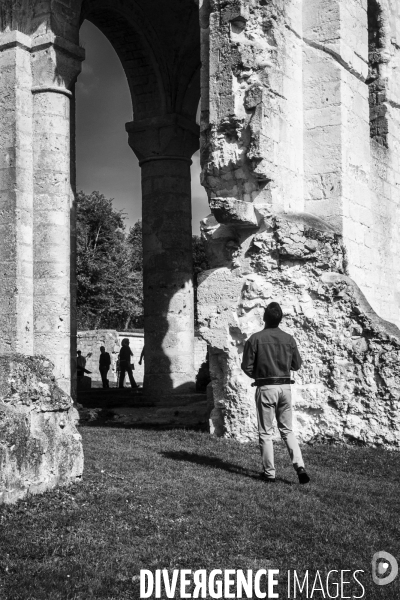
[0,355,83,504]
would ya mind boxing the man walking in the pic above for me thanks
[99,346,111,389]
[241,302,310,484]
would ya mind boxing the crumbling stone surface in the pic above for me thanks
[0,354,83,504]
[201,0,303,210]
[198,211,400,449]
[200,0,400,331]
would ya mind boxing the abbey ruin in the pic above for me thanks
[0,0,400,501]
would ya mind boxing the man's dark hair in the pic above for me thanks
[264,302,283,327]
[100,346,105,351]
[77,350,81,355]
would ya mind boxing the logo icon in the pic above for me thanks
[372,551,398,586]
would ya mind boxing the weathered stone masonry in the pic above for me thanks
[0,22,84,501]
[0,28,84,394]
[198,0,400,447]
[199,212,400,447]
[0,354,83,504]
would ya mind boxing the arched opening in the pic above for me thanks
[75,19,143,342]
[77,20,140,228]
[75,3,206,396]
[76,21,208,236]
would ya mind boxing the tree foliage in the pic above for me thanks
[126,220,143,273]
[76,191,143,330]
[76,191,209,330]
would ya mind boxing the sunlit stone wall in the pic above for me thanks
[198,0,400,446]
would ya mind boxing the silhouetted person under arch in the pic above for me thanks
[118,338,138,390]
[77,350,91,377]
[99,346,111,389]
[139,345,145,366]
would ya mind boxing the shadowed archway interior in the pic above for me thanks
[78,0,202,396]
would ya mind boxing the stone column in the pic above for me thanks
[69,86,78,401]
[126,115,199,395]
[31,34,84,394]
[0,31,34,356]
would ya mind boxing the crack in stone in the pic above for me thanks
[285,21,367,83]
[303,37,366,84]
[387,99,400,110]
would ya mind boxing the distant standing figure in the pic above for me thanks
[139,346,145,366]
[99,346,111,389]
[119,338,138,389]
[77,350,91,377]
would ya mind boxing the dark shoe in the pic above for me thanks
[297,467,310,484]
[260,473,276,483]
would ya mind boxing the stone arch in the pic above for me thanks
[179,64,201,122]
[76,0,202,396]
[78,0,201,123]
[80,0,166,120]
[167,8,201,121]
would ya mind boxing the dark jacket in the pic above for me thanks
[241,327,302,380]
[99,352,111,368]
[119,346,133,364]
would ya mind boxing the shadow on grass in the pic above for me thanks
[80,418,209,433]
[161,450,294,485]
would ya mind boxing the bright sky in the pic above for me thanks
[76,20,210,235]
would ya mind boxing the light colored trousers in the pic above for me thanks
[256,384,304,479]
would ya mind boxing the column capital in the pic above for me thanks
[126,114,200,165]
[31,33,85,93]
[0,31,32,52]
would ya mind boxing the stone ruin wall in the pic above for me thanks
[302,0,400,324]
[198,0,400,447]
[200,0,400,324]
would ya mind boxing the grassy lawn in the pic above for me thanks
[0,425,399,599]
